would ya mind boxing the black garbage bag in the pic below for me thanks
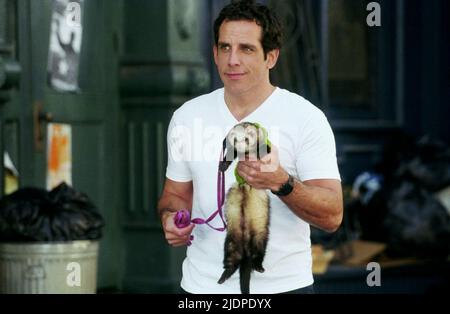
[348,135,450,258]
[347,187,390,243]
[394,136,450,191]
[0,183,104,242]
[384,181,450,258]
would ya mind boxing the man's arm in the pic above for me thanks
[157,179,195,247]
[278,177,343,233]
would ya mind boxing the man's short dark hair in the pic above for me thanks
[213,1,283,58]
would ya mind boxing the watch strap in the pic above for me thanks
[271,174,294,196]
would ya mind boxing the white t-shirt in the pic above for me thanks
[166,87,341,294]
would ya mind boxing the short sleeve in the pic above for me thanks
[165,112,193,182]
[295,112,341,181]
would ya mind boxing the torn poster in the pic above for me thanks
[47,0,84,92]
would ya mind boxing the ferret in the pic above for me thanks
[217,122,271,294]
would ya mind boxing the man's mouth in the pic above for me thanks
[225,73,245,80]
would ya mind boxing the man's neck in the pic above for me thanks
[224,84,276,122]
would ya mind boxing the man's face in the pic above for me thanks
[214,20,279,97]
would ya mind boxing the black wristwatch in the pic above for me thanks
[271,174,295,196]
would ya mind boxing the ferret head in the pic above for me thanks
[219,122,269,172]
[227,122,261,155]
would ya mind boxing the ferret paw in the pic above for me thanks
[254,266,265,273]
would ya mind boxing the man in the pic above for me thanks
[158,1,343,294]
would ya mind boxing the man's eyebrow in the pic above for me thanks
[217,41,258,49]
[239,43,257,50]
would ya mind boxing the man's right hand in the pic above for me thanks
[161,210,195,247]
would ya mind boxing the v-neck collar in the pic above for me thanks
[218,87,279,124]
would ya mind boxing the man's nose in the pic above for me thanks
[228,49,240,66]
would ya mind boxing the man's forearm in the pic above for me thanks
[157,192,192,221]
[279,179,343,233]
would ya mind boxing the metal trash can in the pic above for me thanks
[0,240,99,294]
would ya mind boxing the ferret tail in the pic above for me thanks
[239,256,252,294]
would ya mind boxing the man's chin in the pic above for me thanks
[224,84,250,96]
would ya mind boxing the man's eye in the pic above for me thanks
[220,45,230,52]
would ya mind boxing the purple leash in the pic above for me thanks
[173,153,227,245]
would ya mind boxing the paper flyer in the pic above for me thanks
[47,123,72,190]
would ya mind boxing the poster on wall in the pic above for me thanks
[47,123,72,190]
[47,0,84,92]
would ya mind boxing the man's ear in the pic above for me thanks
[267,49,280,70]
